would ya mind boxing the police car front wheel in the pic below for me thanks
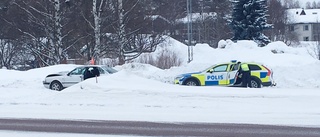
[184,79,200,86]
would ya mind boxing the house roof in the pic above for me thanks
[176,12,217,23]
[145,15,171,24]
[287,8,320,24]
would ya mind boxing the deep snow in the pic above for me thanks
[1,38,320,129]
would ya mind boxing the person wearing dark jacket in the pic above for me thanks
[239,63,251,88]
[92,67,100,77]
[83,67,91,80]
[83,67,100,80]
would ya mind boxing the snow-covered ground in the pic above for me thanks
[1,38,320,129]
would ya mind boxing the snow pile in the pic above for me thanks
[1,38,320,127]
[128,38,320,88]
[0,64,78,89]
[134,36,189,64]
[1,38,319,89]
[2,67,319,127]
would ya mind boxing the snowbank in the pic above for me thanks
[1,38,320,127]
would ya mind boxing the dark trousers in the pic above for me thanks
[242,71,251,87]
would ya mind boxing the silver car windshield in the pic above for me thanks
[101,66,118,74]
[69,67,85,75]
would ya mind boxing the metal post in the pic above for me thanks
[187,0,193,63]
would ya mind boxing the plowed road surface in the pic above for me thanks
[1,119,320,137]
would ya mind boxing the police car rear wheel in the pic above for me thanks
[184,79,199,86]
[250,78,261,88]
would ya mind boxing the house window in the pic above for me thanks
[303,25,309,31]
[303,37,309,41]
[289,26,294,31]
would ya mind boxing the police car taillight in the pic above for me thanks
[262,65,271,76]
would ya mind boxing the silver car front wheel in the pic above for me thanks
[50,81,63,91]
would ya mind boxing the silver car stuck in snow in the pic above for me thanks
[43,65,117,91]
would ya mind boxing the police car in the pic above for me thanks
[174,61,276,88]
[43,65,117,91]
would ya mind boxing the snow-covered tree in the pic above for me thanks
[265,0,286,41]
[10,0,70,66]
[229,0,272,46]
[109,0,164,65]
[314,22,320,60]
[312,1,317,9]
[283,0,301,9]
[92,0,105,62]
[306,2,312,9]
[0,39,24,69]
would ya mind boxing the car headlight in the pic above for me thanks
[175,75,184,80]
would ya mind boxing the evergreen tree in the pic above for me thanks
[229,0,272,46]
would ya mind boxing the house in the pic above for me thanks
[287,8,320,41]
[143,15,172,34]
[173,12,217,46]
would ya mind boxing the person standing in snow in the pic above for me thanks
[83,67,100,80]
[83,67,91,80]
[92,67,100,77]
[239,63,251,88]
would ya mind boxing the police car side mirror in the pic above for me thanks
[207,69,214,73]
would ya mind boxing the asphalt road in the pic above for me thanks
[0,118,320,137]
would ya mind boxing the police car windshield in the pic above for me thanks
[201,65,216,72]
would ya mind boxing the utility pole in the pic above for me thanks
[187,0,193,63]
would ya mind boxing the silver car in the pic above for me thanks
[43,65,117,91]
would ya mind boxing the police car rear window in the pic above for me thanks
[248,64,261,70]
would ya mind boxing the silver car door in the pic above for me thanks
[64,67,84,87]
